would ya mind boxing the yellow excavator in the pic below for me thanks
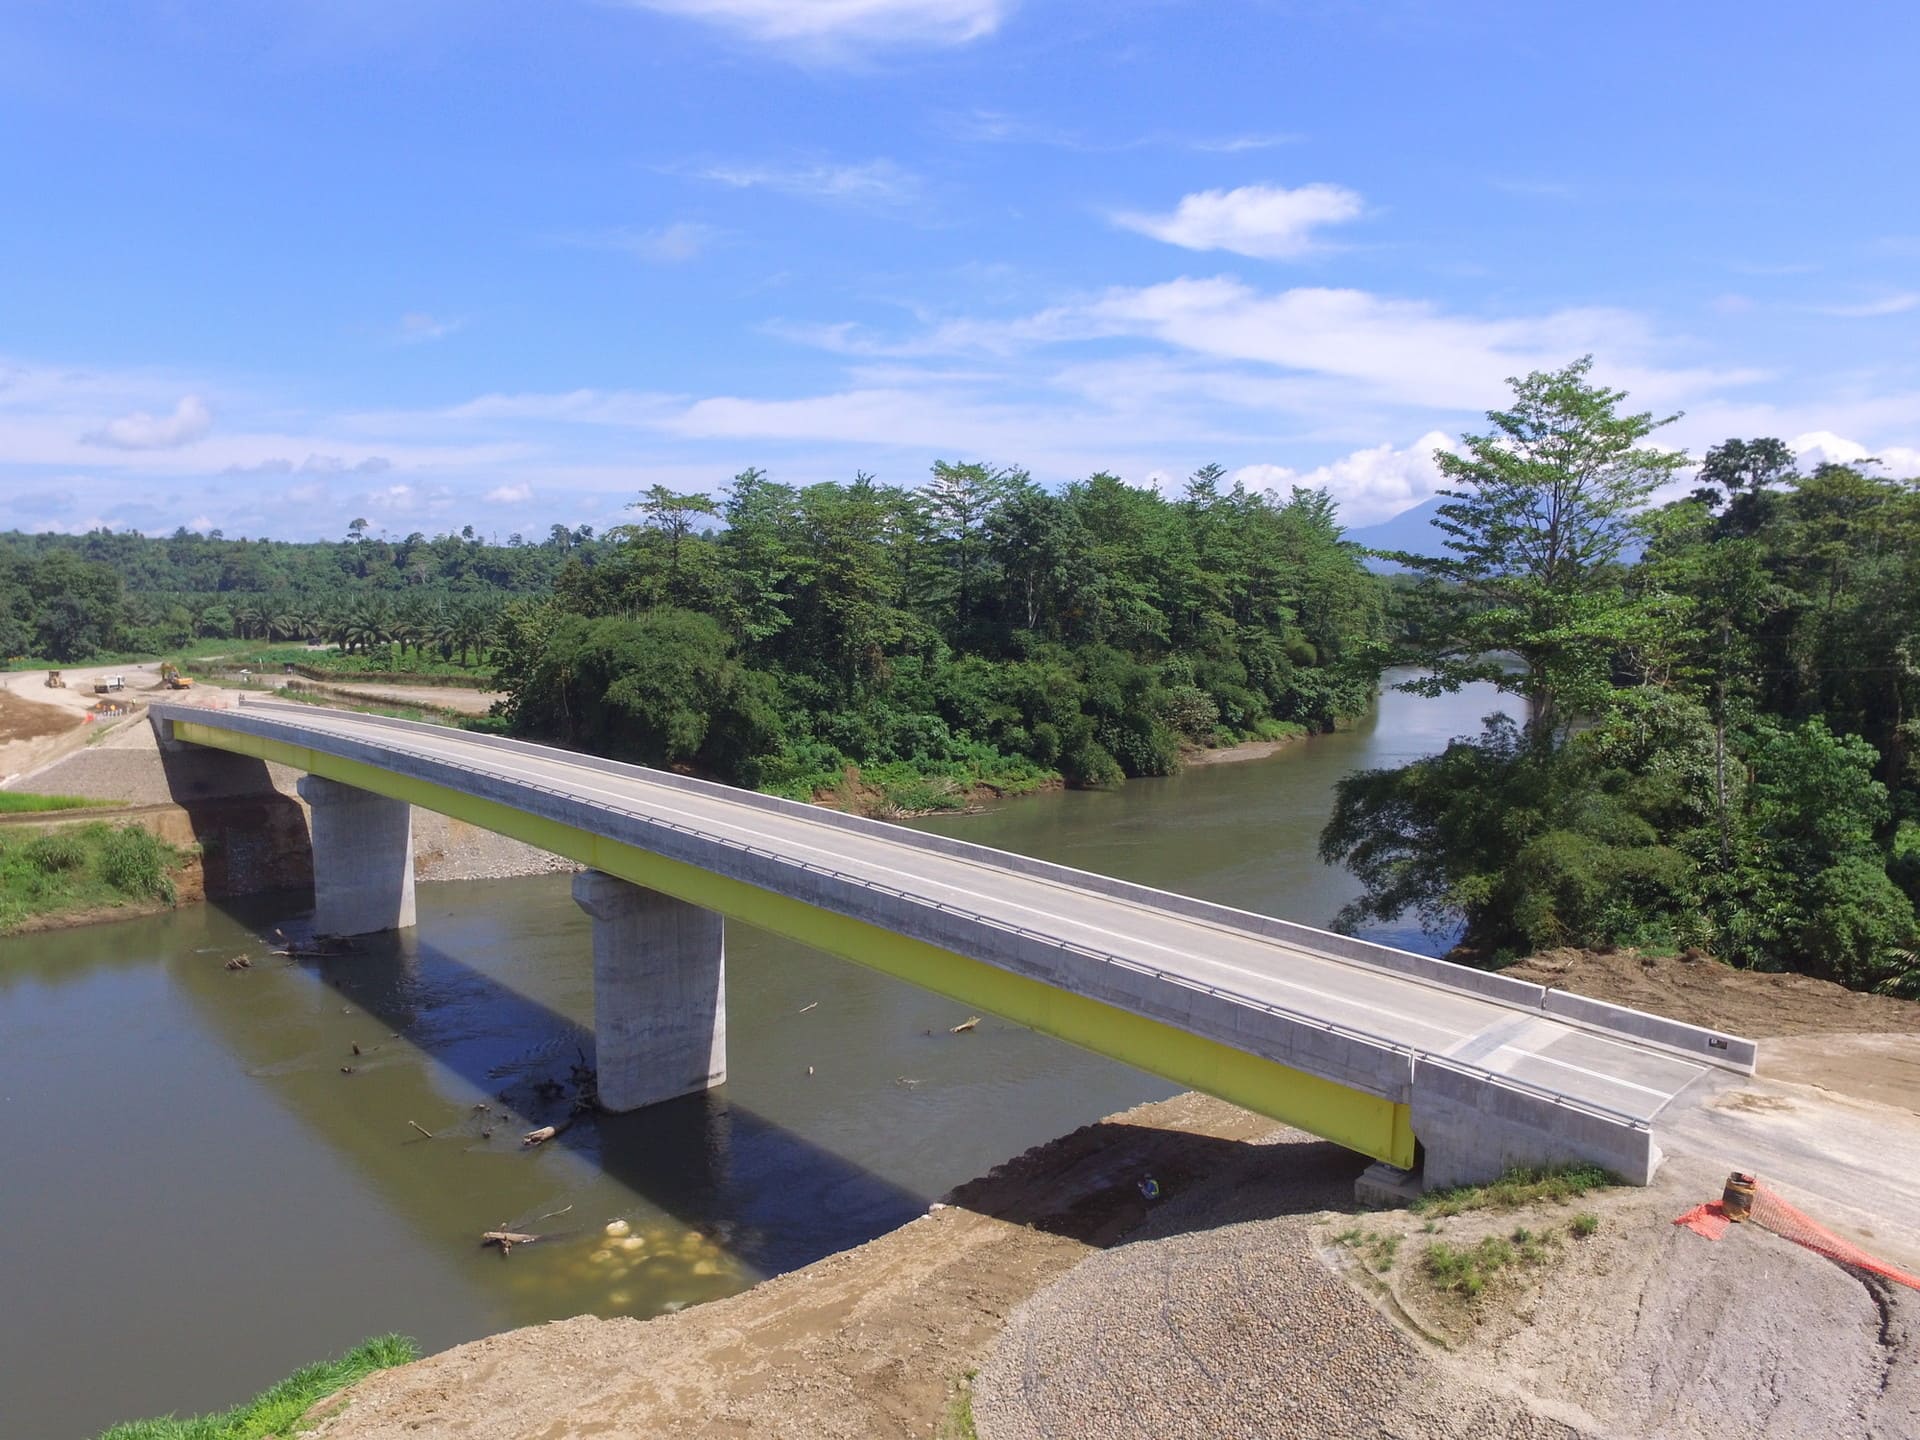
[158,662,194,690]
[44,670,65,688]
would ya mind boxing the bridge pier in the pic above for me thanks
[572,870,727,1112]
[297,775,417,936]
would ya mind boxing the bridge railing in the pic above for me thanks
[209,699,1757,1077]
[160,700,1683,1141]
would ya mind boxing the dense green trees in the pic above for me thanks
[494,464,1385,803]
[1323,362,1920,991]
[0,521,572,662]
[1388,358,1690,743]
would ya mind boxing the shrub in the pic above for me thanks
[25,831,86,874]
[98,826,178,904]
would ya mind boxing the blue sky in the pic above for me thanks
[2,0,1915,541]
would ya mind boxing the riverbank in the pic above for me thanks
[1,680,1323,922]
[0,819,192,934]
[298,958,1920,1440]
[0,699,574,933]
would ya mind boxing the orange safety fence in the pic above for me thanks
[1675,1176,1920,1292]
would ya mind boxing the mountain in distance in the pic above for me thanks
[1343,493,1645,572]
[1343,495,1450,570]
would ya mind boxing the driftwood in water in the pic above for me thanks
[521,1118,574,1147]
[481,1230,543,1256]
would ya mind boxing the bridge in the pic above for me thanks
[149,698,1756,1190]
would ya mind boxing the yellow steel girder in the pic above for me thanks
[176,718,1417,1167]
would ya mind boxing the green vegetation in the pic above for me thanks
[1571,1212,1600,1238]
[198,643,493,682]
[1322,358,1920,990]
[95,1334,417,1440]
[495,467,1383,793]
[1423,1228,1562,1298]
[1334,1226,1403,1271]
[0,790,99,813]
[0,822,185,932]
[934,1369,980,1440]
[5,467,1385,802]
[1,521,544,665]
[267,687,459,728]
[1410,1164,1614,1218]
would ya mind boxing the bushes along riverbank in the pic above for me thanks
[94,1334,418,1440]
[0,819,187,933]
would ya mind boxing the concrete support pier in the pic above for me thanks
[297,775,417,936]
[572,870,727,1112]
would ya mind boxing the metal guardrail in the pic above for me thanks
[164,702,1664,1129]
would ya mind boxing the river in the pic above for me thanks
[0,675,1507,1438]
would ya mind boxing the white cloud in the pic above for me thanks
[568,221,720,263]
[83,394,213,450]
[184,514,215,533]
[223,454,391,477]
[1810,293,1920,319]
[1788,430,1920,476]
[1229,431,1460,526]
[1113,183,1365,260]
[441,388,681,427]
[775,281,1763,423]
[397,312,461,344]
[622,0,1005,51]
[485,483,534,503]
[1188,133,1300,154]
[694,158,919,210]
[1001,278,1760,412]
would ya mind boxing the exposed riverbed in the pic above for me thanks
[0,675,1507,1438]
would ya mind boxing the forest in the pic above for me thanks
[1319,360,1920,995]
[6,358,1916,993]
[0,466,1387,806]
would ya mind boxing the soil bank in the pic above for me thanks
[307,957,1920,1440]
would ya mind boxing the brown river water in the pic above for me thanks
[0,675,1507,1437]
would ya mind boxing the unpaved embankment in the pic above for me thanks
[306,958,1920,1440]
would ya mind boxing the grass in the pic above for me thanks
[4,638,242,672]
[1334,1226,1404,1271]
[0,791,101,813]
[95,1334,417,1440]
[1423,1224,1570,1299]
[0,822,186,933]
[207,644,495,684]
[933,1369,979,1440]
[268,687,454,727]
[1410,1164,1615,1219]
[769,755,1060,814]
[1571,1211,1600,1238]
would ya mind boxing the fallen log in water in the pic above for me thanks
[481,1230,543,1256]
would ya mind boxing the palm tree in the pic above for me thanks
[451,604,491,668]
[427,607,457,661]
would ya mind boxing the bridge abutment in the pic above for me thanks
[297,775,417,936]
[572,870,727,1111]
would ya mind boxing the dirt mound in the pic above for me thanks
[1500,948,1920,1039]
[0,687,81,744]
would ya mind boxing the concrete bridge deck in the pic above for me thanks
[150,698,1756,1187]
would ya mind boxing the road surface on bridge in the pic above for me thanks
[153,698,1755,1181]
